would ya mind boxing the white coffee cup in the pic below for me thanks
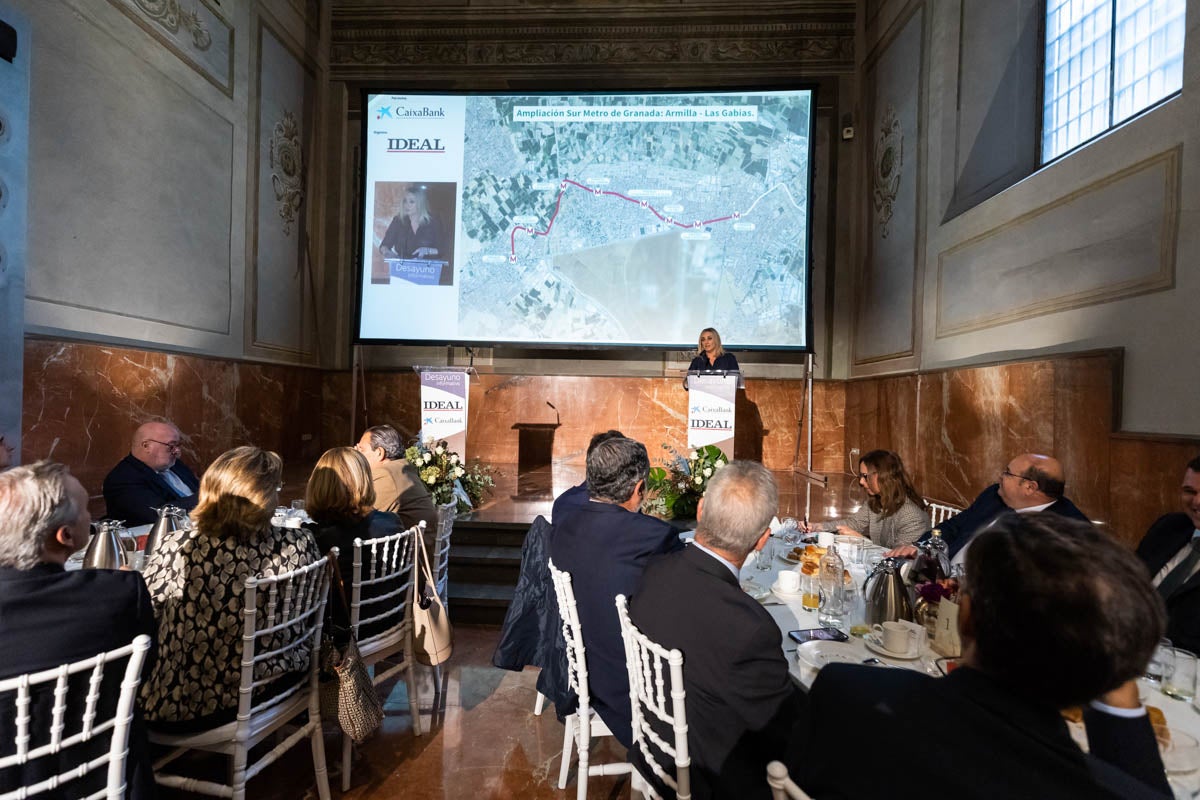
[871,621,915,653]
[777,569,801,594]
[816,530,835,548]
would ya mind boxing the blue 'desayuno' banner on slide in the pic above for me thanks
[358,89,813,352]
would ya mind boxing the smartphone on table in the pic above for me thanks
[788,627,850,644]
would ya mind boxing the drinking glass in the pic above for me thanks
[1164,648,1198,702]
[800,572,822,613]
[835,535,863,567]
[1147,637,1174,684]
[756,537,775,571]
[781,518,801,549]
[1156,726,1200,797]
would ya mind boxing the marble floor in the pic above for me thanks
[159,624,630,800]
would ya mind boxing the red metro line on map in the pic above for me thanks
[507,178,743,262]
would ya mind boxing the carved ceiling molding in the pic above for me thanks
[330,7,854,78]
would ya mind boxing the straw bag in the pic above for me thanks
[413,531,453,666]
[319,558,384,743]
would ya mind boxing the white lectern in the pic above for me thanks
[685,369,742,457]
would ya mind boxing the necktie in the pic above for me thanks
[1157,539,1200,600]
[160,468,192,498]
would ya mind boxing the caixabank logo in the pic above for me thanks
[376,104,446,120]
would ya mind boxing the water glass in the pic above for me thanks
[835,535,864,566]
[756,537,775,571]
[1164,648,1198,702]
[1147,637,1174,684]
[781,518,801,549]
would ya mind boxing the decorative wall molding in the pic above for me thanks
[936,146,1180,337]
[330,8,855,78]
[872,104,902,238]
[108,0,234,96]
[269,110,305,237]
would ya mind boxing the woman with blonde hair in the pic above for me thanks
[140,446,321,732]
[807,449,930,549]
[305,446,402,580]
[684,327,739,387]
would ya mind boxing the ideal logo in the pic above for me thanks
[691,419,733,429]
[388,137,445,153]
[376,106,393,119]
[424,400,463,410]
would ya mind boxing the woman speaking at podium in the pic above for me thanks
[684,327,739,387]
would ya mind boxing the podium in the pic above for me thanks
[414,366,476,457]
[685,370,742,457]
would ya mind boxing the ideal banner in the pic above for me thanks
[687,373,737,456]
[419,369,469,458]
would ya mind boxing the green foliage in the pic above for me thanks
[404,439,496,514]
[643,444,729,520]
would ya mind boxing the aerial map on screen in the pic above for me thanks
[359,90,813,349]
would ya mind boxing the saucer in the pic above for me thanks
[770,580,807,601]
[864,633,920,660]
[795,641,860,670]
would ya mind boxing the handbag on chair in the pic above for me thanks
[413,530,454,666]
[319,556,384,743]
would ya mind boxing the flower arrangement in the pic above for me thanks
[644,444,728,519]
[403,438,496,513]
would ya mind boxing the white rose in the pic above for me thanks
[715,460,725,469]
[694,476,703,485]
[455,467,465,478]
[423,452,432,463]
[703,467,712,477]
[424,474,436,484]
[450,454,459,465]
[689,451,698,460]
[435,445,445,455]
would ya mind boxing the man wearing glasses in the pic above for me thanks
[888,452,1089,564]
[102,420,199,525]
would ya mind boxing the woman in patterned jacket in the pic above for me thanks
[140,446,321,732]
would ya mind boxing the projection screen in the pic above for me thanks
[357,88,814,351]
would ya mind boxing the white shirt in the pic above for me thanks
[1152,529,1200,588]
[950,499,1056,568]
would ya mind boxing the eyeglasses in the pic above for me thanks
[1000,469,1025,482]
[858,471,877,480]
[145,439,182,451]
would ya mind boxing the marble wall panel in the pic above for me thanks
[1052,353,1117,524]
[20,339,321,513]
[844,374,920,478]
[1109,437,1200,548]
[0,3,29,465]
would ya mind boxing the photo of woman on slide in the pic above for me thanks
[372,181,456,286]
[380,185,443,260]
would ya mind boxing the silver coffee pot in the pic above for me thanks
[864,556,913,625]
[145,505,187,557]
[82,520,127,570]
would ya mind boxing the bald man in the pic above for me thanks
[102,421,200,525]
[888,453,1089,563]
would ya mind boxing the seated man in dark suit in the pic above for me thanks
[0,461,158,799]
[550,429,624,524]
[549,436,683,747]
[630,461,803,800]
[800,514,1170,799]
[889,452,1088,563]
[102,420,199,525]
[1137,454,1200,652]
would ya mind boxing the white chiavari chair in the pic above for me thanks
[924,500,963,528]
[0,634,152,800]
[341,525,420,791]
[150,556,332,800]
[615,593,690,800]
[766,761,815,800]
[548,559,632,799]
[433,501,456,608]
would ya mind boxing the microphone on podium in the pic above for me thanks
[546,401,560,425]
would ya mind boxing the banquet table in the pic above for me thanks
[742,545,1200,795]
